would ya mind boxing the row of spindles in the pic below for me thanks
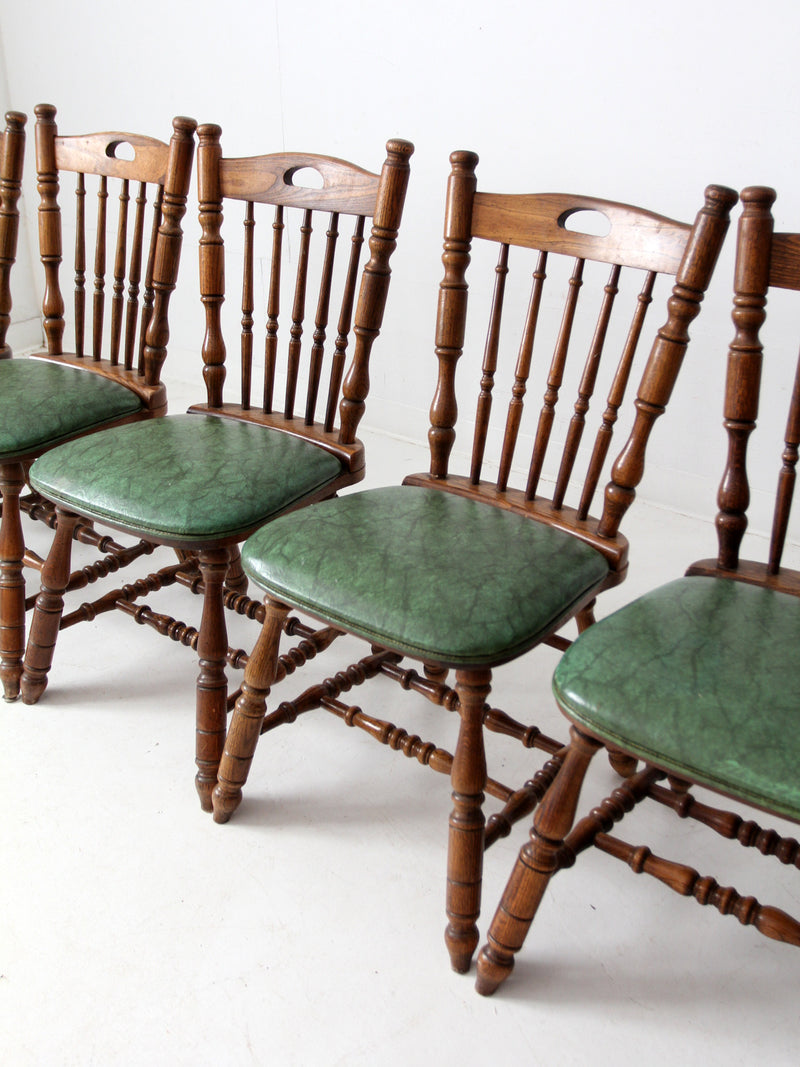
[468,245,660,519]
[465,240,799,566]
[239,201,367,429]
[70,173,162,372]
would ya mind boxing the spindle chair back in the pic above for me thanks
[0,106,196,702]
[36,105,192,383]
[189,125,414,478]
[212,150,737,974]
[19,128,413,813]
[476,186,800,997]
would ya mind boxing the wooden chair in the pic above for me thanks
[0,110,26,361]
[475,185,800,997]
[0,105,196,702]
[211,149,737,973]
[20,125,414,811]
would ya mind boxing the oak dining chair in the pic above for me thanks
[212,149,737,972]
[20,125,413,811]
[476,185,800,996]
[0,104,196,702]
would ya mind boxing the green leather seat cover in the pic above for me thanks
[0,358,143,460]
[242,485,610,667]
[29,413,344,543]
[553,576,800,822]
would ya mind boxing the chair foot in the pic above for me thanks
[20,672,47,704]
[2,664,22,701]
[196,775,215,813]
[445,922,479,973]
[475,943,514,995]
[211,782,242,823]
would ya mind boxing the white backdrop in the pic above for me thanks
[2,0,799,543]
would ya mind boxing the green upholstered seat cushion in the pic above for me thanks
[0,358,143,460]
[241,485,610,667]
[29,413,344,543]
[553,576,800,822]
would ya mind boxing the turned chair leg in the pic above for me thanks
[224,545,249,594]
[445,667,491,973]
[20,507,80,704]
[0,462,26,701]
[213,596,290,823]
[475,726,602,996]
[195,546,234,811]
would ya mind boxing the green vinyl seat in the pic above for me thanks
[0,359,143,461]
[242,485,610,667]
[553,576,800,822]
[29,413,344,545]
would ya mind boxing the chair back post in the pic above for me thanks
[427,149,479,478]
[598,184,739,538]
[35,104,65,354]
[0,110,26,359]
[196,122,226,407]
[141,115,197,388]
[716,186,777,569]
[338,137,414,443]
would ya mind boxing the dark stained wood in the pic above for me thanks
[497,250,546,491]
[445,668,492,973]
[684,186,800,590]
[212,151,736,975]
[263,205,284,412]
[74,172,86,355]
[92,174,107,360]
[428,151,478,478]
[214,598,291,819]
[194,547,233,811]
[476,727,602,995]
[218,151,382,214]
[0,112,26,699]
[0,462,26,698]
[471,243,508,483]
[477,185,800,996]
[16,507,81,704]
[0,111,26,361]
[471,191,691,273]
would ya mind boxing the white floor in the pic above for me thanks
[3,427,799,1066]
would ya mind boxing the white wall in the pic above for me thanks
[2,0,800,546]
